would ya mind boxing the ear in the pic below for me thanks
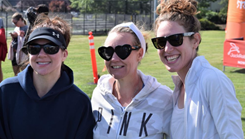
[193,33,201,49]
[137,48,144,62]
[62,49,68,62]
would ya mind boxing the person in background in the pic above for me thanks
[152,0,243,138]
[35,4,49,15]
[0,18,8,82]
[8,12,28,76]
[22,4,49,54]
[0,15,95,139]
[91,22,173,139]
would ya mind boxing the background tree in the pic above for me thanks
[49,0,70,12]
[196,0,218,19]
[197,0,227,30]
[70,0,151,14]
[198,0,218,8]
[14,0,51,11]
[219,0,228,14]
[70,0,93,13]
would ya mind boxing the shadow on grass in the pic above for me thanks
[242,117,245,121]
[231,68,245,74]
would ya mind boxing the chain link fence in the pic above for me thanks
[1,0,155,36]
[1,12,154,37]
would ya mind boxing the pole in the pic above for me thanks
[153,0,164,22]
[1,0,3,12]
[88,31,98,84]
[153,0,157,22]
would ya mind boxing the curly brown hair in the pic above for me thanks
[154,0,201,35]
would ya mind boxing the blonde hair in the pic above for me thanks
[109,23,150,52]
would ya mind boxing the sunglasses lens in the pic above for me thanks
[28,44,60,55]
[152,34,184,49]
[168,34,183,46]
[28,45,41,55]
[98,47,114,61]
[115,44,131,60]
[98,45,134,61]
[151,38,166,49]
[157,39,166,49]
[43,45,60,54]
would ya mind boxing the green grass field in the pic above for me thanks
[2,30,245,136]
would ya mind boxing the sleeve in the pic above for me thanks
[0,28,6,45]
[204,71,243,139]
[13,27,19,34]
[75,96,96,139]
[162,89,173,139]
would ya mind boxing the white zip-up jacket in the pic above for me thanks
[91,70,173,139]
[171,56,243,139]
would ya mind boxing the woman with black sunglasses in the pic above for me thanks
[8,12,28,76]
[0,15,95,139]
[152,0,243,139]
[91,22,173,139]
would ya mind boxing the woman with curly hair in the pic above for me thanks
[152,0,243,138]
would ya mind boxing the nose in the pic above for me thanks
[110,51,120,61]
[38,48,47,56]
[164,41,174,53]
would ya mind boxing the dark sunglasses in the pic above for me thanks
[12,21,18,25]
[27,44,65,55]
[98,44,140,61]
[151,32,195,49]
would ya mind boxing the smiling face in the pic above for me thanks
[29,39,68,78]
[104,32,143,80]
[156,21,199,76]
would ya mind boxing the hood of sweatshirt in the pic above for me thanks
[18,64,74,101]
[96,70,162,100]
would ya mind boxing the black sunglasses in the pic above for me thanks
[151,32,195,49]
[27,44,65,55]
[98,44,140,61]
[12,21,17,25]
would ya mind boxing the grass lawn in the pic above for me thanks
[2,30,245,136]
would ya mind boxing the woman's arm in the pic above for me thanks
[206,72,243,139]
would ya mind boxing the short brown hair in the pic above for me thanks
[32,15,71,48]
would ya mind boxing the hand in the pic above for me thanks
[10,32,17,38]
[9,32,14,38]
[19,30,25,37]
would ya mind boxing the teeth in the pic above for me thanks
[166,55,179,62]
[112,66,122,69]
[38,62,49,65]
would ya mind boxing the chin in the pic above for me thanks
[34,69,50,76]
[165,65,177,73]
[110,73,125,80]
[36,72,49,76]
